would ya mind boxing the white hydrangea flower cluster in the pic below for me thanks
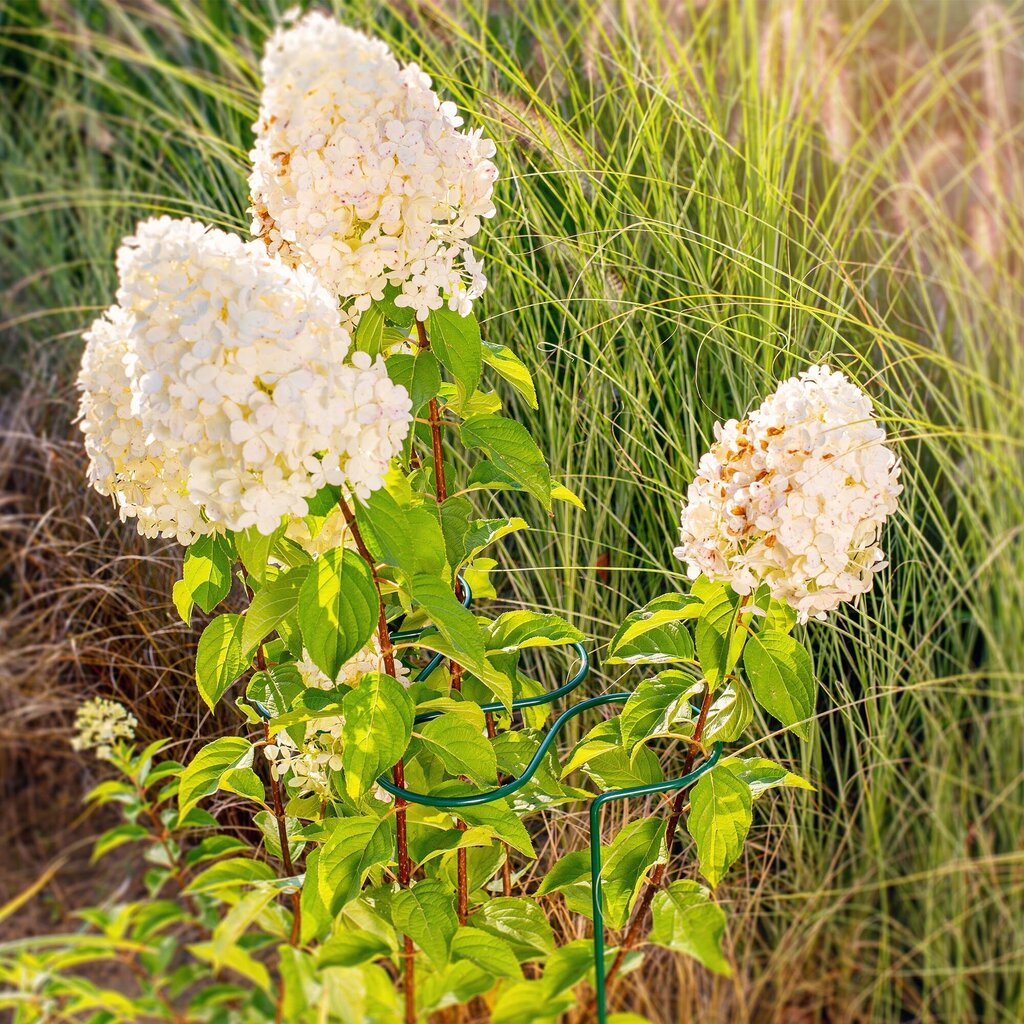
[295,638,410,690]
[78,217,412,542]
[674,365,902,621]
[264,719,344,800]
[248,11,498,323]
[78,306,214,544]
[71,698,138,760]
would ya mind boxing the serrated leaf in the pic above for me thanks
[172,578,193,625]
[392,879,458,967]
[686,766,752,888]
[234,522,286,583]
[419,715,497,784]
[608,594,701,655]
[387,349,441,418]
[242,565,310,657]
[246,663,304,718]
[481,339,538,409]
[650,879,731,975]
[461,414,551,509]
[470,897,554,960]
[91,823,148,863]
[701,682,754,743]
[742,630,816,740]
[694,584,743,686]
[357,488,447,579]
[318,929,393,968]
[297,547,378,679]
[182,533,235,614]
[619,674,701,752]
[426,307,482,402]
[451,926,523,979]
[342,673,415,798]
[187,940,271,991]
[601,817,668,928]
[720,756,815,798]
[178,738,256,819]
[195,613,246,711]
[317,815,396,914]
[486,611,584,653]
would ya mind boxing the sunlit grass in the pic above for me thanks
[1,1,1021,1020]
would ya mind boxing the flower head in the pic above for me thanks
[77,216,412,541]
[248,12,498,323]
[71,698,137,759]
[674,365,902,621]
[295,638,410,690]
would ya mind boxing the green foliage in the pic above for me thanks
[297,548,378,679]
[649,880,731,976]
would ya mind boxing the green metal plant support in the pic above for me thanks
[255,579,723,1024]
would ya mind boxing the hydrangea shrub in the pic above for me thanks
[1,12,902,1024]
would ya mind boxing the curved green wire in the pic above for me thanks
[250,574,724,1024]
[587,742,723,1024]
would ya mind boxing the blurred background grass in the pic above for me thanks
[1,0,1022,1021]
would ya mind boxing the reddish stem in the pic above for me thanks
[338,495,415,1023]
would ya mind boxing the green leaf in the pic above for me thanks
[409,575,514,710]
[742,630,816,740]
[650,879,731,975]
[701,682,754,744]
[187,940,271,991]
[602,818,669,928]
[235,522,286,583]
[419,715,497,784]
[318,929,393,968]
[492,980,575,1024]
[482,339,538,409]
[619,674,701,753]
[342,673,415,798]
[461,414,551,509]
[720,756,815,798]
[695,584,743,686]
[441,793,536,858]
[354,302,387,358]
[486,611,584,653]
[451,926,523,979]
[608,594,701,657]
[379,283,416,328]
[210,887,278,961]
[606,620,695,665]
[426,307,482,402]
[172,578,193,625]
[182,533,235,614]
[542,938,600,995]
[246,663,304,718]
[195,613,246,711]
[686,766,752,888]
[387,349,442,418]
[317,815,396,914]
[392,879,458,967]
[241,565,310,657]
[358,488,448,579]
[185,856,275,894]
[439,382,502,418]
[470,897,555,961]
[297,547,378,679]
[91,823,148,863]
[178,738,256,819]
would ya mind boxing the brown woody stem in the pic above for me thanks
[338,495,415,1023]
[415,316,471,921]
